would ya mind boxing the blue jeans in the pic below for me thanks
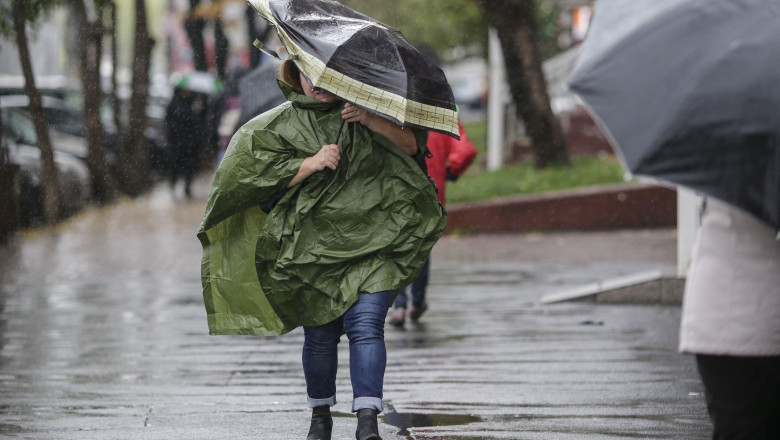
[302,290,393,412]
[393,257,430,310]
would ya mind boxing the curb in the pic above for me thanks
[445,182,676,235]
[539,268,685,305]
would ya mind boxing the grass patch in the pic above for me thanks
[447,119,628,204]
[446,154,627,205]
[462,119,488,162]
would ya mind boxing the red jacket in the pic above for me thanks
[426,121,477,205]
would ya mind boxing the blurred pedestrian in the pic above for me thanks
[679,198,780,439]
[388,120,477,326]
[215,68,246,164]
[165,85,206,197]
[198,59,445,440]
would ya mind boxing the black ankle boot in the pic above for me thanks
[355,408,382,440]
[306,405,332,440]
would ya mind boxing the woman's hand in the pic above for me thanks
[310,143,341,171]
[342,103,373,126]
[342,103,417,156]
[287,143,341,188]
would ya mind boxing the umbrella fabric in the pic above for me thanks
[175,71,225,95]
[237,58,287,126]
[247,0,460,139]
[569,0,779,235]
[198,81,446,336]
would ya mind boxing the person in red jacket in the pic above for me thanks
[388,120,477,326]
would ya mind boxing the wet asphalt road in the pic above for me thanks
[0,174,711,439]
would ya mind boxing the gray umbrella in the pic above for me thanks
[569,0,779,235]
[237,58,286,127]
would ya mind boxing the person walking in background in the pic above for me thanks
[388,120,477,327]
[165,85,206,198]
[198,59,445,440]
[679,198,780,439]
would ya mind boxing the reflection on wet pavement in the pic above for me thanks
[0,175,710,439]
[383,405,482,434]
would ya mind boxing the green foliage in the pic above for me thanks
[340,0,487,62]
[462,119,487,170]
[0,1,11,36]
[93,0,111,10]
[535,0,564,59]
[0,0,67,37]
[338,0,567,62]
[447,154,627,205]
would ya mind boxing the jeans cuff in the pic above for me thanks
[352,397,383,412]
[307,395,336,408]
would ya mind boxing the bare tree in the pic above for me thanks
[73,0,119,204]
[185,0,207,71]
[109,2,122,147]
[115,0,154,196]
[479,0,569,168]
[11,0,61,223]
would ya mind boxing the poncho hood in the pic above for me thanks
[198,81,446,335]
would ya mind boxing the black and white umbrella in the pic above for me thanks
[247,0,460,139]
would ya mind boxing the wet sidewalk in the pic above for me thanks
[0,173,711,439]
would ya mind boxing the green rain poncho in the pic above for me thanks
[198,82,446,336]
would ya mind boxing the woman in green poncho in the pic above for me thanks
[198,60,446,440]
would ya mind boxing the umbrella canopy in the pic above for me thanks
[237,58,286,126]
[569,0,780,235]
[174,70,225,95]
[247,0,460,139]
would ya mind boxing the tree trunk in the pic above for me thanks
[214,19,229,79]
[117,0,153,196]
[185,0,207,71]
[12,0,61,223]
[479,0,569,168]
[75,0,119,204]
[111,3,122,145]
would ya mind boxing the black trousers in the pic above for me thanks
[695,354,780,440]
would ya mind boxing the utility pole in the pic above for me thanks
[677,188,703,277]
[486,27,506,171]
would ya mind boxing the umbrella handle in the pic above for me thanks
[334,119,346,144]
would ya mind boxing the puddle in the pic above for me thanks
[0,424,26,434]
[382,411,482,431]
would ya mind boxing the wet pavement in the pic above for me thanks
[0,173,711,439]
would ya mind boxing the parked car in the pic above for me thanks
[0,92,170,179]
[1,98,91,161]
[1,106,92,227]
